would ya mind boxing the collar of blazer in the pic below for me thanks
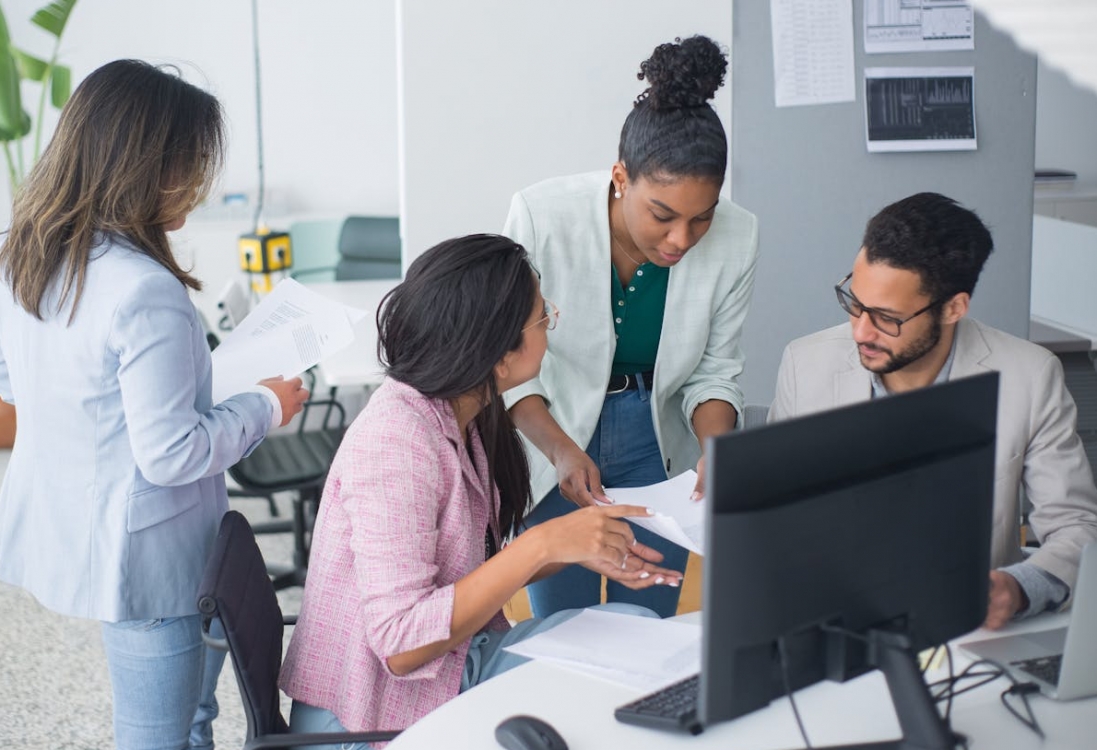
[833,317,992,406]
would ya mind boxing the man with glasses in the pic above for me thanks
[770,192,1097,629]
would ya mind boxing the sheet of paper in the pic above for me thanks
[771,0,855,108]
[210,278,368,403]
[603,471,705,555]
[864,0,974,54]
[864,67,977,152]
[503,609,701,692]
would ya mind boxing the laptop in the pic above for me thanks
[960,541,1097,700]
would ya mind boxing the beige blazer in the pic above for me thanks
[502,171,758,505]
[770,317,1097,591]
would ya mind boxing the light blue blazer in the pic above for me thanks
[0,235,272,622]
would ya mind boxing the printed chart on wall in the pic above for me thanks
[864,67,976,152]
[864,0,974,54]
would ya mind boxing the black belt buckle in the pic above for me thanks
[606,373,631,394]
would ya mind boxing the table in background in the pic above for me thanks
[305,279,400,390]
[388,611,1096,750]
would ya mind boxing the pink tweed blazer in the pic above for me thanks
[279,378,509,732]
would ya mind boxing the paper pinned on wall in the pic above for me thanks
[771,0,856,108]
[864,0,974,54]
[864,67,977,152]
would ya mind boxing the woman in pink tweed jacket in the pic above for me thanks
[279,235,681,742]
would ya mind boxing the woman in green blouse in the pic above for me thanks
[503,35,758,618]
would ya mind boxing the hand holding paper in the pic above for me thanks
[210,278,368,403]
[604,471,705,555]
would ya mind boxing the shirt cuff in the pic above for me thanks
[246,385,281,430]
[1000,561,1070,619]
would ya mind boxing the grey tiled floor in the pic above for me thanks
[0,487,303,750]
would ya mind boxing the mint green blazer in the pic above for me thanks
[503,171,759,506]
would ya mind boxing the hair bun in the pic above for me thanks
[636,35,727,110]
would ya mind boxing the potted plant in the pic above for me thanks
[0,0,77,448]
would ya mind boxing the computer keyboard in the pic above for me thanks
[1013,653,1062,686]
[614,673,703,735]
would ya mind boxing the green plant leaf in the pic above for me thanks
[0,110,32,142]
[0,8,25,139]
[50,64,69,108]
[12,47,47,82]
[30,0,77,39]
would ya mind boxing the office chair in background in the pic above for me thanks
[740,404,770,430]
[198,511,402,749]
[292,215,401,282]
[226,370,347,591]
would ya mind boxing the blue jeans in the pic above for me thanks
[101,614,226,750]
[523,383,690,618]
[289,603,658,749]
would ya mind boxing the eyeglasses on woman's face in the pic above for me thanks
[522,298,559,333]
[834,272,939,338]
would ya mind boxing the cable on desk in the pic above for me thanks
[928,654,1045,740]
[777,635,813,749]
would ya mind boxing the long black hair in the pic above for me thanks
[618,35,728,184]
[377,234,536,538]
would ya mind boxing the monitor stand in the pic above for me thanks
[824,629,960,750]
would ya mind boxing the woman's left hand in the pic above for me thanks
[582,538,683,590]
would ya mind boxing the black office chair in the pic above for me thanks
[198,511,402,749]
[227,383,347,590]
[740,403,770,430]
[292,216,400,282]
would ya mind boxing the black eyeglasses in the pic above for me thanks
[834,272,940,337]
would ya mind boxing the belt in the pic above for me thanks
[606,370,655,394]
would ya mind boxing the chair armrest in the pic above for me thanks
[245,730,401,750]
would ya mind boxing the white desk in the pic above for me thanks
[304,279,400,388]
[388,612,1096,749]
[1030,215,1097,349]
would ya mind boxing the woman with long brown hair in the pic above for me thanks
[0,59,307,750]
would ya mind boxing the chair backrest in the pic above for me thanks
[741,403,770,430]
[335,216,401,281]
[197,511,290,740]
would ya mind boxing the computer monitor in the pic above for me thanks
[700,372,999,747]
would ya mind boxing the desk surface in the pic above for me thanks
[305,279,400,388]
[1030,318,1094,353]
[388,612,1095,750]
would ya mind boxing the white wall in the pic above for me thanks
[0,0,399,222]
[1035,58,1097,184]
[397,0,732,269]
[0,0,399,324]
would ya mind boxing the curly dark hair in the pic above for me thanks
[862,193,994,302]
[618,35,728,184]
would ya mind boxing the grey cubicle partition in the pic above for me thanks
[731,1,1037,405]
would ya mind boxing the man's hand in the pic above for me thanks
[985,570,1028,629]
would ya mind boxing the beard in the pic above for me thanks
[858,313,943,374]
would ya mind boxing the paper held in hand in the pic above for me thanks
[603,470,705,555]
[210,278,368,403]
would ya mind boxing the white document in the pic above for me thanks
[864,0,974,54]
[604,471,705,555]
[210,278,368,403]
[771,0,856,108]
[503,609,701,693]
